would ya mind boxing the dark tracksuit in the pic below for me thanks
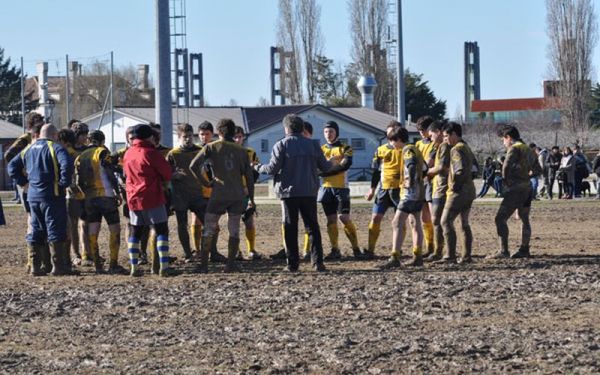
[8,139,72,244]
[258,132,333,270]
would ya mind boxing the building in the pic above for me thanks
[464,42,481,119]
[468,81,561,124]
[0,119,25,189]
[81,105,418,181]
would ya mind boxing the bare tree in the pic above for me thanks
[277,0,303,104]
[296,0,322,103]
[546,0,598,144]
[347,0,392,112]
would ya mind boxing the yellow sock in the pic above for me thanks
[302,232,311,254]
[191,224,202,252]
[245,227,256,254]
[281,224,286,249]
[327,223,339,249]
[343,221,360,250]
[109,231,120,264]
[148,230,157,265]
[368,221,381,253]
[423,222,434,252]
[412,246,422,257]
[391,249,401,260]
[89,234,99,264]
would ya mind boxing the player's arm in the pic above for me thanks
[450,147,468,192]
[258,141,285,176]
[427,143,449,178]
[190,147,211,186]
[100,149,121,196]
[320,146,353,177]
[502,147,518,185]
[7,153,27,186]
[4,135,29,163]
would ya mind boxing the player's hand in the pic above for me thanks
[116,194,123,206]
[365,188,374,201]
[172,168,186,180]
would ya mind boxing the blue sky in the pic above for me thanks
[2,0,599,118]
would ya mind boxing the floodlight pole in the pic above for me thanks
[20,57,25,133]
[156,0,173,147]
[396,0,405,125]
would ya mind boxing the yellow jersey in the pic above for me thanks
[372,143,402,189]
[321,141,353,188]
[75,145,117,199]
[399,144,425,201]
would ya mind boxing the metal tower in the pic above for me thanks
[170,0,188,121]
[387,0,405,124]
[464,41,481,122]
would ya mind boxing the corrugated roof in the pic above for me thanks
[330,107,418,133]
[0,119,24,139]
[471,98,555,112]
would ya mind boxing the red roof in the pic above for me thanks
[471,98,558,112]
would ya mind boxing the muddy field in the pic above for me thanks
[1,199,599,374]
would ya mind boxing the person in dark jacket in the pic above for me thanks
[8,124,73,276]
[123,124,177,277]
[477,157,495,198]
[545,146,562,200]
[573,145,590,198]
[257,114,333,272]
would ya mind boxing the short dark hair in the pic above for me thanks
[234,125,245,135]
[88,130,105,144]
[443,121,462,137]
[57,128,76,146]
[176,123,193,135]
[428,120,444,132]
[497,124,520,140]
[217,118,236,138]
[283,114,304,133]
[529,143,537,149]
[67,119,80,129]
[551,145,559,151]
[416,116,434,131]
[72,122,89,137]
[387,120,401,130]
[198,121,214,133]
[303,121,313,135]
[30,122,43,136]
[25,112,44,131]
[387,126,409,143]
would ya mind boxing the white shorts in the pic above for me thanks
[129,205,168,226]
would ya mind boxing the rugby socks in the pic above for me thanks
[412,246,422,257]
[343,221,360,250]
[302,232,311,254]
[423,222,434,253]
[245,227,256,254]
[327,223,339,249]
[109,231,120,265]
[191,224,202,252]
[156,234,170,271]
[367,221,381,253]
[128,237,140,273]
[89,234,100,266]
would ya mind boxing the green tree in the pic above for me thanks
[405,69,446,120]
[0,48,23,124]
[313,55,359,106]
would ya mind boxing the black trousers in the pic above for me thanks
[281,197,324,269]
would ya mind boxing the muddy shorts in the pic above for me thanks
[372,188,400,215]
[318,187,351,216]
[445,193,474,213]
[85,197,120,225]
[397,199,424,214]
[206,199,245,216]
[501,186,533,210]
[67,198,87,221]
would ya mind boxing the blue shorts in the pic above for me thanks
[397,200,424,214]
[372,188,400,215]
[318,187,351,216]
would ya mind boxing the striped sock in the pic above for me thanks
[128,237,140,272]
[156,234,170,271]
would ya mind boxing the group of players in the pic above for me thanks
[5,111,541,277]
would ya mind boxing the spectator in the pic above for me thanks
[493,157,505,197]
[573,145,590,198]
[558,147,575,199]
[592,150,600,200]
[545,146,562,200]
[477,157,495,198]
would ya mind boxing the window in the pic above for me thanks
[261,139,269,153]
[338,138,348,145]
[351,138,365,150]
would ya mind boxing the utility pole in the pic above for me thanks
[156,0,173,147]
[396,0,405,125]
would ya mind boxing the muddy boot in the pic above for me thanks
[28,243,46,276]
[41,243,52,274]
[511,245,531,259]
[224,237,241,273]
[425,251,443,262]
[361,249,376,260]
[487,237,510,259]
[404,253,424,267]
[248,250,263,261]
[59,242,80,276]
[49,242,67,276]
[210,231,227,263]
[270,248,287,260]
[352,248,365,260]
[195,235,212,274]
[378,256,402,270]
[324,247,342,261]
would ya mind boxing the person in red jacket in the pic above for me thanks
[123,124,178,277]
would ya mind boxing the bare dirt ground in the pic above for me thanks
[1,199,599,374]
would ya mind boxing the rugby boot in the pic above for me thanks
[235,250,245,261]
[59,242,80,276]
[324,247,342,261]
[225,238,242,273]
[361,249,376,260]
[210,232,227,263]
[378,256,402,270]
[486,250,510,259]
[302,251,311,261]
[159,267,181,277]
[130,268,143,277]
[457,256,473,265]
[313,262,327,272]
[270,248,287,260]
[353,248,365,260]
[425,251,443,262]
[434,256,457,265]
[248,250,263,261]
[108,263,129,275]
[511,245,531,259]
[28,243,46,276]
[404,253,424,267]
